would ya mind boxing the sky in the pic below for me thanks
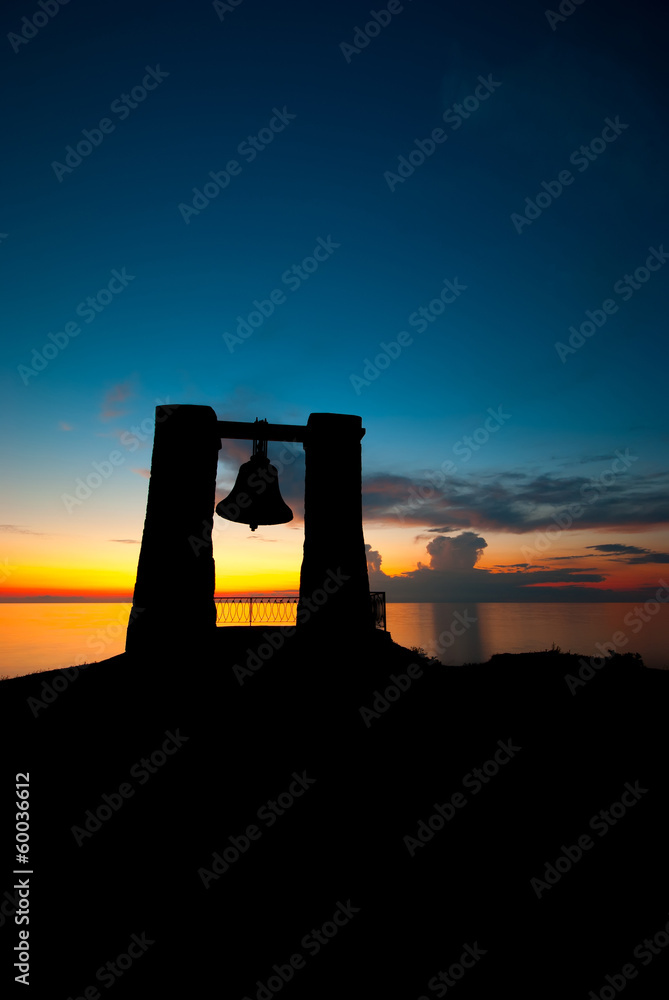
[0,0,667,603]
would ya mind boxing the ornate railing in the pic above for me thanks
[215,593,386,629]
[370,591,386,630]
[215,597,298,625]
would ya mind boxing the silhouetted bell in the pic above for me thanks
[216,452,293,531]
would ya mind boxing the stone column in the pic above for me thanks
[297,413,374,635]
[126,404,221,658]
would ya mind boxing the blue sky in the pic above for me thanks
[0,0,667,601]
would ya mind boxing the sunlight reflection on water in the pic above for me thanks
[0,601,666,678]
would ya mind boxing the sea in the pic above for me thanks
[0,602,667,679]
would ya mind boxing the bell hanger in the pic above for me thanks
[215,417,293,531]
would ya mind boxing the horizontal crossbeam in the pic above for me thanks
[217,421,307,442]
[217,417,366,443]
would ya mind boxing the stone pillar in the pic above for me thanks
[297,413,374,635]
[126,404,221,658]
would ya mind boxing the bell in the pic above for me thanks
[216,452,293,532]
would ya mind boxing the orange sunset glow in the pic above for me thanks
[1,519,666,601]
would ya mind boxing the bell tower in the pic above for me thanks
[126,408,377,657]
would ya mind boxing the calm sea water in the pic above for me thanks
[0,602,666,679]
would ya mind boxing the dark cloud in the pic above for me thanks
[363,532,661,602]
[619,552,669,564]
[585,544,669,564]
[586,544,648,554]
[363,468,669,535]
[422,532,487,572]
[109,539,139,544]
[362,474,423,513]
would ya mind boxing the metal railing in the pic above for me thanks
[215,593,386,629]
[215,597,298,625]
[370,591,386,631]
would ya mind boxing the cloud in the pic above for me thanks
[586,544,647,554]
[362,467,669,535]
[363,532,641,602]
[58,421,73,431]
[625,553,669,564]
[365,544,383,573]
[421,532,487,571]
[585,544,669,564]
[0,524,42,535]
[109,539,139,544]
[131,468,151,479]
[99,380,135,422]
